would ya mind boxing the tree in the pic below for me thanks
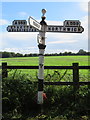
[10,52,16,57]
[15,53,23,57]
[24,54,29,57]
[63,52,68,56]
[2,52,11,58]
[77,49,87,55]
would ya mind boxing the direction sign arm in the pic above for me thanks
[47,25,84,33]
[28,16,41,31]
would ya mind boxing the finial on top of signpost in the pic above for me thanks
[42,9,46,17]
[40,9,47,26]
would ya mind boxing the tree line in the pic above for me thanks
[0,49,90,58]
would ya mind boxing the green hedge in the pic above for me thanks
[2,72,90,120]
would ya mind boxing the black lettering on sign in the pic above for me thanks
[56,27,58,30]
[63,27,66,31]
[48,27,51,30]
[70,22,72,25]
[9,29,12,32]
[67,28,70,31]
[52,27,54,31]
[73,22,75,25]
[33,21,40,28]
[74,28,77,32]
[59,27,62,31]
[71,28,73,32]
[15,21,17,24]
[66,21,69,26]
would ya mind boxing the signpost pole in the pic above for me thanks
[37,9,47,105]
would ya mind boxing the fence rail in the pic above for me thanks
[1,65,90,69]
[44,81,90,85]
[1,62,90,91]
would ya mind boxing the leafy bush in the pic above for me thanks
[2,71,90,120]
[44,85,90,119]
[2,72,39,119]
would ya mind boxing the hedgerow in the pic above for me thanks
[2,71,90,120]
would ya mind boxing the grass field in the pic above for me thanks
[1,56,89,66]
[1,56,89,82]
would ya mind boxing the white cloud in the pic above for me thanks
[45,49,79,54]
[0,32,38,51]
[47,40,77,44]
[79,2,88,12]
[46,20,63,25]
[0,19,9,26]
[1,47,38,54]
[2,32,37,41]
[18,12,28,18]
[78,15,88,43]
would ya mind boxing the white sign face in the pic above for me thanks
[64,20,81,27]
[47,25,84,33]
[7,25,84,33]
[28,16,41,31]
[7,25,38,32]
[37,91,43,104]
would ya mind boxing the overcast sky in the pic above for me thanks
[0,1,89,54]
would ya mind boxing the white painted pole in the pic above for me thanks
[37,9,47,104]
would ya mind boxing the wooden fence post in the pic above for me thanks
[72,63,79,92]
[2,62,8,78]
[88,69,90,89]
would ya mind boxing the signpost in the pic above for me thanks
[28,16,41,31]
[36,9,47,104]
[7,9,84,105]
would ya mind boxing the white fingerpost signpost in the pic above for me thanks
[37,9,47,104]
[28,9,47,104]
[7,9,84,105]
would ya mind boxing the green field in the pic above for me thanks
[1,56,89,81]
[1,56,89,66]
